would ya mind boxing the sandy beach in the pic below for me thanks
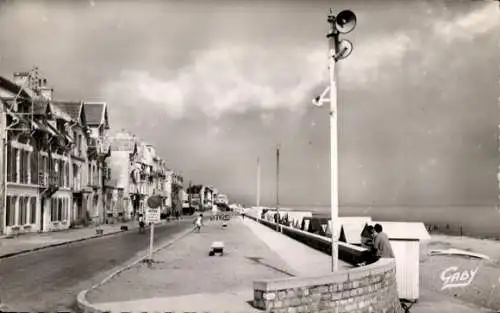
[420,234,500,311]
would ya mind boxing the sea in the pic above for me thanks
[276,205,500,240]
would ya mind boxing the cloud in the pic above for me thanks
[103,45,326,120]
[340,31,415,86]
[433,2,499,43]
[102,2,498,121]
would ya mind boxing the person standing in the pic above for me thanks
[193,213,204,232]
[373,223,395,258]
[138,214,145,234]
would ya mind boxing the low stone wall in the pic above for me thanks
[253,258,403,313]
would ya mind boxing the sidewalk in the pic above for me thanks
[0,221,138,259]
[83,216,349,312]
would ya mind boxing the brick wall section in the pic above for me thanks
[253,258,403,313]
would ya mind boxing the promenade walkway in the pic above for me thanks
[83,216,350,312]
[0,220,139,258]
[78,215,496,313]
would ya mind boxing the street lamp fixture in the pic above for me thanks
[312,9,357,273]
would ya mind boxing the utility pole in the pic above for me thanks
[256,157,261,208]
[328,11,340,274]
[0,108,5,235]
[188,180,192,214]
[328,9,356,273]
[276,144,280,231]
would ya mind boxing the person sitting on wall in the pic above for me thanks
[373,223,395,259]
[360,225,379,265]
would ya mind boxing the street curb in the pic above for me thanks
[0,224,145,260]
[76,227,193,313]
[0,220,184,260]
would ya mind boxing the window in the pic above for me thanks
[54,159,60,186]
[19,150,25,183]
[65,162,69,188]
[19,197,28,225]
[38,155,47,185]
[30,197,37,224]
[78,134,82,156]
[21,150,29,184]
[88,164,92,186]
[7,146,18,183]
[62,198,68,221]
[57,198,62,221]
[59,160,65,187]
[73,130,77,155]
[6,196,16,226]
[30,149,38,185]
[51,198,57,221]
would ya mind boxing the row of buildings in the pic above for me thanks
[0,67,227,236]
[183,184,230,215]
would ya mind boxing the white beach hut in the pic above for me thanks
[327,217,373,244]
[370,221,431,302]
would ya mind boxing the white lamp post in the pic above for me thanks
[313,9,356,272]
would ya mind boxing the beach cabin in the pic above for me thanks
[301,217,330,235]
[368,221,431,302]
[286,211,312,229]
[327,217,372,245]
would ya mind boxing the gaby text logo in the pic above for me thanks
[440,266,479,290]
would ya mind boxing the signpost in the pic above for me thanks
[145,195,162,262]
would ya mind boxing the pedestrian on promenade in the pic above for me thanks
[193,213,204,233]
[373,223,395,259]
[138,214,146,234]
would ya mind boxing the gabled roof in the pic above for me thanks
[338,222,370,245]
[369,221,431,241]
[49,102,73,122]
[0,75,36,100]
[83,101,109,129]
[51,101,81,120]
[51,101,87,127]
[328,217,373,242]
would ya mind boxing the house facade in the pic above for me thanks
[0,70,74,235]
[107,130,137,219]
[171,171,184,216]
[83,102,110,225]
[51,101,91,226]
[107,130,171,219]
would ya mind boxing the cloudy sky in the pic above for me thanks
[0,0,498,209]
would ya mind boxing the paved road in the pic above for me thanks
[0,220,192,312]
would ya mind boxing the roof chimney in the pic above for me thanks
[40,87,53,101]
[13,72,30,87]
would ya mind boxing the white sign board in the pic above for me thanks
[145,207,161,224]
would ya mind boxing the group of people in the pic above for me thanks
[360,223,395,265]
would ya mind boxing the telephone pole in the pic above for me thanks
[256,157,261,208]
[276,144,280,231]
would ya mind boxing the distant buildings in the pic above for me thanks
[185,184,230,214]
[106,129,184,220]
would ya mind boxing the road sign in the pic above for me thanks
[147,195,162,209]
[146,207,161,224]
